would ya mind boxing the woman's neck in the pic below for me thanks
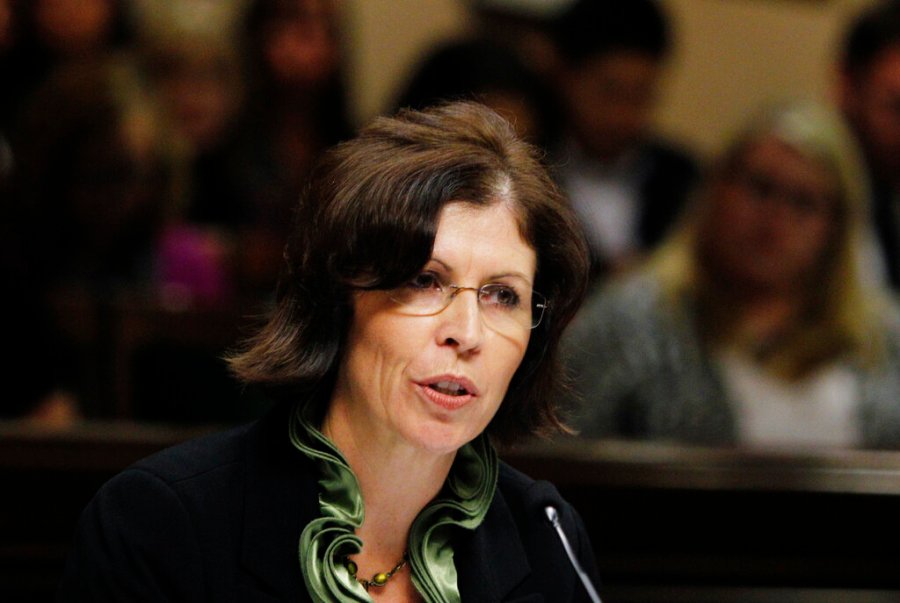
[321,399,454,568]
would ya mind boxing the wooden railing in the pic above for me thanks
[504,439,900,603]
[3,423,900,602]
[0,421,212,602]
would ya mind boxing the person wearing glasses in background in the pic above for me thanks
[566,102,900,450]
[58,102,602,602]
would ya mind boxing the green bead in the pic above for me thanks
[373,573,388,586]
[346,560,357,576]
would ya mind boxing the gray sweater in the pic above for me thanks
[564,272,900,449]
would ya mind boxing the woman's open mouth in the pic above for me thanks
[429,381,470,396]
[416,376,478,410]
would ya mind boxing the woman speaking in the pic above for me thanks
[58,102,599,602]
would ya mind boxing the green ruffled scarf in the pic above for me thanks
[288,402,498,603]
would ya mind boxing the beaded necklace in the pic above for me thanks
[345,551,408,591]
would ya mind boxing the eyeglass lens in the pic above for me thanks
[388,281,546,332]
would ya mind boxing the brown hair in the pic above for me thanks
[229,101,590,443]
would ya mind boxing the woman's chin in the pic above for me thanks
[397,418,479,457]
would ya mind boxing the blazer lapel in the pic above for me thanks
[234,403,541,602]
[455,488,538,602]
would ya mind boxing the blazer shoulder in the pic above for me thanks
[497,460,549,499]
[496,461,580,536]
[131,421,256,484]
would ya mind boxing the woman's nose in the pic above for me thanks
[436,288,484,353]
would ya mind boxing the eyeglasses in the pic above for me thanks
[387,273,548,334]
[731,170,835,218]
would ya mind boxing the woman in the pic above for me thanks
[58,102,599,602]
[566,102,900,449]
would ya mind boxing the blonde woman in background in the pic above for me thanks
[566,102,900,449]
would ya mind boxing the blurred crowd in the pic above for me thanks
[3,0,900,450]
[562,0,900,451]
[2,0,349,424]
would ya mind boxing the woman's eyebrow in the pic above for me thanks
[428,257,534,286]
[428,258,452,272]
[488,272,535,286]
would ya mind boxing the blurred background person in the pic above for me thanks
[13,57,181,291]
[838,0,900,290]
[1,0,131,224]
[394,36,555,148]
[1,0,130,136]
[133,0,352,298]
[137,32,246,306]
[547,0,700,283]
[565,102,900,450]
[469,0,566,84]
[236,0,352,295]
[243,0,350,190]
[134,7,246,233]
[5,55,183,421]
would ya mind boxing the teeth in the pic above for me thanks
[431,381,467,395]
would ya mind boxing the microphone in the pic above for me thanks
[544,504,603,603]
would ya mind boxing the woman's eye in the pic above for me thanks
[407,272,441,290]
[482,285,521,309]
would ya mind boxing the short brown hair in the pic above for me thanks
[229,101,589,443]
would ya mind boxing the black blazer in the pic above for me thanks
[57,403,601,602]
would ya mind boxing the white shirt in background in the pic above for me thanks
[717,350,862,449]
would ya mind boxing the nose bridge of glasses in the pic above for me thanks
[447,284,478,297]
[439,285,488,339]
[445,284,533,332]
[444,284,482,313]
